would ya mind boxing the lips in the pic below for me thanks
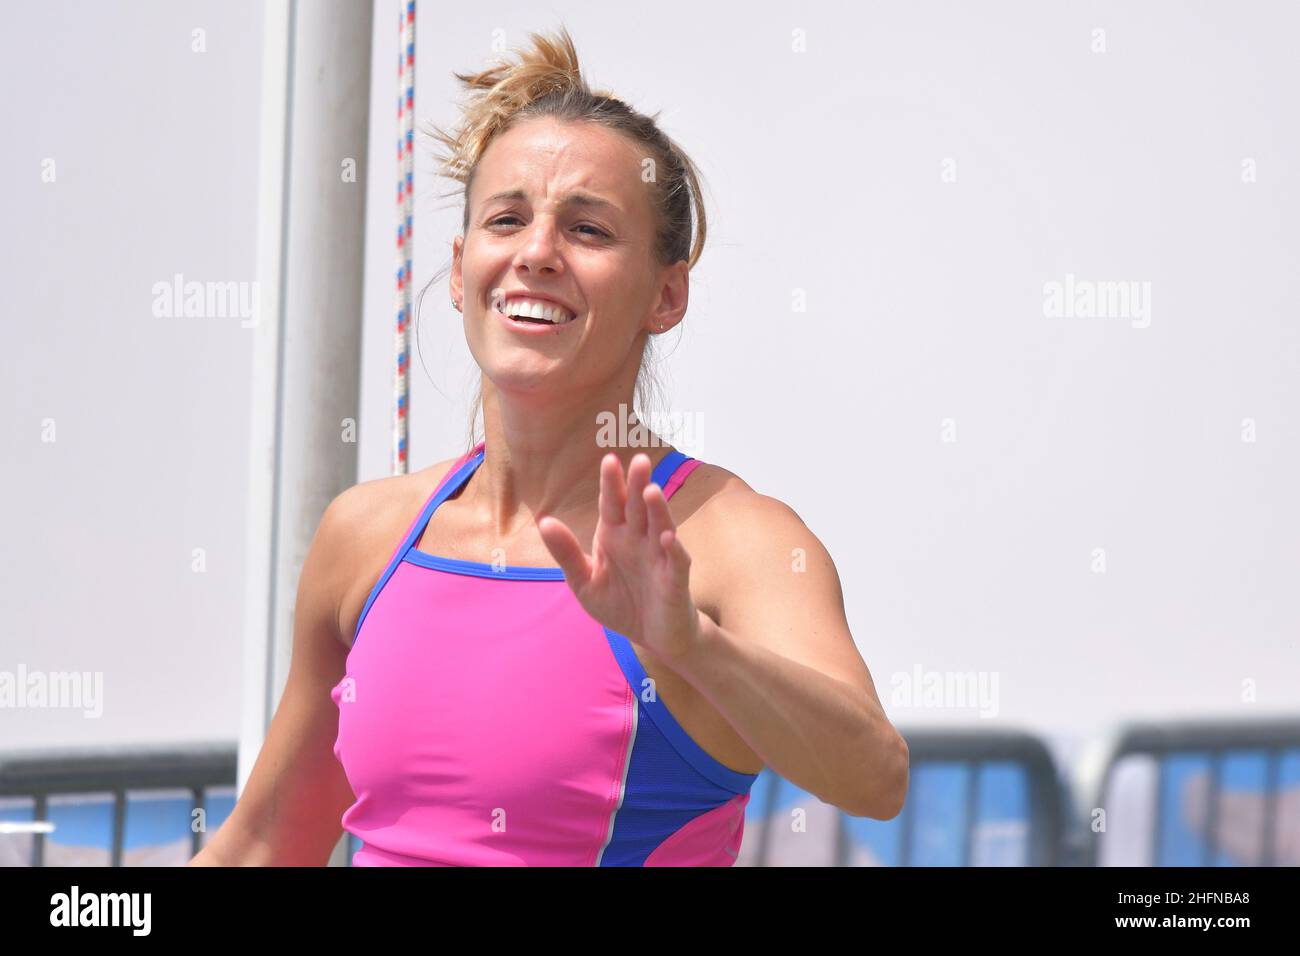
[492,290,579,323]
[497,303,580,335]
[498,301,575,324]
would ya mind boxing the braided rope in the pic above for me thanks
[393,0,415,474]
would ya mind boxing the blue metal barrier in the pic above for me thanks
[740,727,1070,866]
[0,743,237,866]
[10,719,1294,866]
[1072,717,1300,867]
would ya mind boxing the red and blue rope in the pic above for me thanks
[393,0,415,474]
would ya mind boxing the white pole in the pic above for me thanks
[241,0,374,867]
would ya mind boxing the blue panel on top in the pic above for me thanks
[599,697,741,866]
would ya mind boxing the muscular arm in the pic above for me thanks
[670,491,908,819]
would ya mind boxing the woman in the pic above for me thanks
[191,25,907,867]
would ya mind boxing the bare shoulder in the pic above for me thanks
[671,460,753,517]
[682,462,812,546]
[678,467,875,706]
[322,457,455,547]
[675,462,841,623]
[320,456,464,646]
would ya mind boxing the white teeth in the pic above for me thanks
[498,297,575,323]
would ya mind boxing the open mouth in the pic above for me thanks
[495,297,578,326]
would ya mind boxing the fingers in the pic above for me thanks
[660,526,692,589]
[645,477,688,588]
[625,453,651,536]
[598,453,627,527]
[536,514,592,590]
[598,451,678,550]
[643,475,671,549]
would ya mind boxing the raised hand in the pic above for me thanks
[536,452,702,665]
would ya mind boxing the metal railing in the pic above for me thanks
[0,742,237,866]
[1070,717,1300,867]
[747,726,1071,866]
[4,718,1296,866]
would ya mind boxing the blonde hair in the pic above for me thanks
[416,25,709,455]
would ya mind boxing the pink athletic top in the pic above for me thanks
[330,442,759,866]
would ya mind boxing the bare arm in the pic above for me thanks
[671,491,909,819]
[189,487,367,866]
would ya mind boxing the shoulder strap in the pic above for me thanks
[386,442,485,566]
[651,449,702,501]
[350,442,487,647]
[432,441,486,498]
[403,441,486,552]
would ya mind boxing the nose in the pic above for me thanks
[511,216,564,275]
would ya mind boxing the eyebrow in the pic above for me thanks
[482,188,622,215]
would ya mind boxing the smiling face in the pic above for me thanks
[450,116,687,402]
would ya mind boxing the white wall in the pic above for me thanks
[2,0,264,752]
[3,0,1297,763]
